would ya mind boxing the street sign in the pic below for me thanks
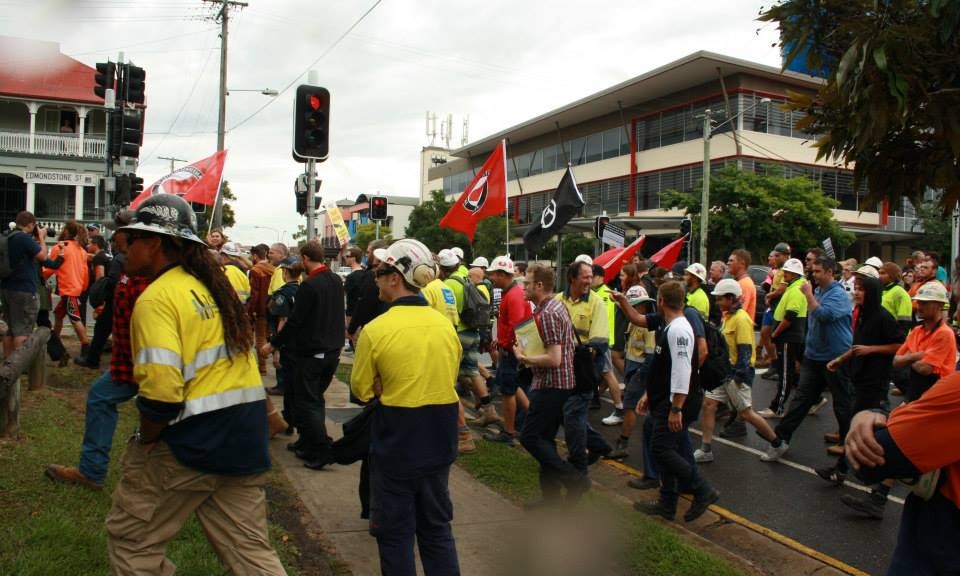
[601,223,625,247]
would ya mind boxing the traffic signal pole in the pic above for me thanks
[306,158,316,241]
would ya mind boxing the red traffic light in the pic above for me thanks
[310,94,321,110]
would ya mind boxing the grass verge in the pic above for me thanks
[0,379,319,575]
[457,440,746,576]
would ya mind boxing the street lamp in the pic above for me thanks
[700,97,771,263]
[226,88,279,96]
[253,225,281,242]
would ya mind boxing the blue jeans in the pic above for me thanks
[563,391,612,473]
[78,371,138,484]
[368,456,460,576]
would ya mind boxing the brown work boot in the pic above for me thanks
[458,429,476,454]
[44,465,102,491]
[468,403,502,428]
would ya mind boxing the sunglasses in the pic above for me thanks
[375,266,397,278]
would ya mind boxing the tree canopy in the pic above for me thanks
[759,0,960,211]
[403,190,474,257]
[352,222,392,251]
[196,180,236,233]
[660,165,854,262]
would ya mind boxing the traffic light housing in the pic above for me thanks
[94,62,115,100]
[110,110,142,158]
[680,217,692,236]
[295,188,307,215]
[293,85,330,161]
[119,64,146,104]
[130,174,144,197]
[370,195,388,221]
[595,215,610,239]
[115,175,131,206]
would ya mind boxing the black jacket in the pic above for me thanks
[346,267,388,335]
[271,267,345,356]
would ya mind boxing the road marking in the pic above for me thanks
[602,458,872,576]
[595,396,905,505]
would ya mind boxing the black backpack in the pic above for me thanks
[700,320,732,391]
[450,275,491,331]
[0,230,23,279]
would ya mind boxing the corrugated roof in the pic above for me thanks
[0,36,103,105]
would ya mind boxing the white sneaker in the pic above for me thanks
[756,408,781,419]
[694,448,714,463]
[601,409,624,426]
[808,397,829,416]
[760,442,789,462]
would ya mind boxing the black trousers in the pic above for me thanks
[520,388,581,501]
[294,352,339,462]
[649,405,709,509]
[775,357,853,444]
[84,298,114,364]
[770,341,803,414]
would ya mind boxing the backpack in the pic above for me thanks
[450,275,491,331]
[700,320,731,391]
[0,230,23,279]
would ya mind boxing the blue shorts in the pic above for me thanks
[761,308,774,328]
[623,359,649,408]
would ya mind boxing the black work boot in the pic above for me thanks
[840,491,886,519]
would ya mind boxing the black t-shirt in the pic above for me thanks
[1,231,40,293]
[851,308,905,387]
[90,251,111,283]
[344,269,364,316]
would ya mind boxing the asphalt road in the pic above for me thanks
[583,369,906,576]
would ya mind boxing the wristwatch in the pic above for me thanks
[669,406,682,414]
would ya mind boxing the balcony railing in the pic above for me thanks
[0,130,106,159]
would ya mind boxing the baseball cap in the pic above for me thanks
[782,258,804,276]
[711,278,742,297]
[85,222,101,232]
[773,242,791,255]
[913,282,949,304]
[625,285,655,305]
[865,256,883,269]
[437,249,459,268]
[487,255,515,275]
[685,263,707,283]
[854,265,879,279]
[469,256,489,269]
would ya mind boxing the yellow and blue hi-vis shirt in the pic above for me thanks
[132,265,268,475]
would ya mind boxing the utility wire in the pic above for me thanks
[226,0,383,133]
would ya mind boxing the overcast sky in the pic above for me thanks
[2,0,782,245]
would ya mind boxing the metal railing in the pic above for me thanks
[0,130,106,159]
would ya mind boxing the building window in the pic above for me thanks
[34,184,75,220]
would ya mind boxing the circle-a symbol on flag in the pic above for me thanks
[463,171,489,213]
[540,200,557,228]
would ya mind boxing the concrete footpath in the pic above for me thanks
[267,370,851,576]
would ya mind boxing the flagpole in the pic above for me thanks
[207,151,228,239]
[501,140,509,257]
[506,138,526,258]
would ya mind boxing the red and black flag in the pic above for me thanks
[439,140,507,241]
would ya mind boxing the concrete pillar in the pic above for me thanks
[77,106,87,156]
[25,182,35,213]
[74,185,83,220]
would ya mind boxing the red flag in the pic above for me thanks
[649,234,688,271]
[439,140,507,241]
[130,150,228,209]
[600,236,646,283]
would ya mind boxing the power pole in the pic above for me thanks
[158,156,187,174]
[204,0,247,229]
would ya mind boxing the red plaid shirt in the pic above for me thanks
[110,274,151,386]
[531,297,576,391]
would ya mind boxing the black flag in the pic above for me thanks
[523,167,585,255]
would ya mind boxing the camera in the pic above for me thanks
[46,228,56,238]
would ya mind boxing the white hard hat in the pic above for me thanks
[865,256,883,269]
[685,263,707,283]
[711,278,742,297]
[450,246,464,260]
[782,258,804,276]
[221,241,243,257]
[487,255,515,275]
[373,239,437,289]
[437,249,459,268]
[625,285,655,305]
[469,256,489,269]
[913,282,949,304]
[854,265,880,279]
[574,254,593,266]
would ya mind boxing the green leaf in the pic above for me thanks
[872,46,887,71]
[836,41,860,88]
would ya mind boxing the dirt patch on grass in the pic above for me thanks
[266,475,352,576]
